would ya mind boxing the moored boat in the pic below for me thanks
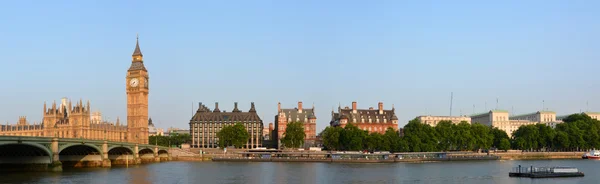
[509,165,584,178]
[582,150,600,159]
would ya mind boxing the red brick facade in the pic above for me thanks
[330,101,399,134]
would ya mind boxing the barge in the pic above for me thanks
[509,165,584,178]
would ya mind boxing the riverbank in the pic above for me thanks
[495,152,585,160]
[171,149,586,162]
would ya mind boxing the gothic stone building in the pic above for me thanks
[274,101,317,149]
[0,36,150,144]
[330,102,399,134]
[190,102,264,149]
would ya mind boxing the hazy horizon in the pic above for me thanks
[1,1,598,132]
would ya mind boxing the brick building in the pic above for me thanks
[274,101,317,149]
[330,101,399,134]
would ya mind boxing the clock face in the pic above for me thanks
[144,78,148,87]
[130,78,139,87]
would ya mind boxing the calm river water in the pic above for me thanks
[1,160,598,184]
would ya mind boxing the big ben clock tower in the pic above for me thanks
[126,35,149,144]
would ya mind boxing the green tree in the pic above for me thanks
[340,123,367,151]
[321,126,344,150]
[384,128,403,152]
[471,123,493,151]
[435,121,455,151]
[454,122,474,151]
[281,122,306,148]
[491,127,509,149]
[403,118,439,152]
[498,138,511,151]
[216,123,249,148]
[365,133,389,151]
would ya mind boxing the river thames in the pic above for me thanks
[1,160,597,184]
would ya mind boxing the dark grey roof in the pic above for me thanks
[190,102,263,123]
[132,37,143,56]
[90,123,127,130]
[330,107,397,125]
[280,108,317,123]
[1,124,43,131]
[128,62,147,71]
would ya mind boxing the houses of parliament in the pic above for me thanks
[0,36,150,144]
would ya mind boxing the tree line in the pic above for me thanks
[320,113,600,152]
[320,120,510,152]
[149,133,192,147]
[512,113,600,151]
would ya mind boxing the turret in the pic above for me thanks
[249,102,256,113]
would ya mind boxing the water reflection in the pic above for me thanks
[0,160,597,184]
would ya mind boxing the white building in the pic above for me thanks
[416,115,471,127]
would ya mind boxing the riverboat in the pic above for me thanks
[582,150,600,159]
[509,165,584,178]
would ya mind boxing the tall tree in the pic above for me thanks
[340,123,367,151]
[281,122,306,148]
[216,123,249,148]
[321,126,343,150]
[435,121,455,151]
[384,127,403,152]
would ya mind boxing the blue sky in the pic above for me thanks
[0,0,598,132]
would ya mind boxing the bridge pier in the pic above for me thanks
[50,138,63,172]
[102,141,111,168]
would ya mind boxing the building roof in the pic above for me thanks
[190,102,263,123]
[280,107,316,123]
[128,60,147,71]
[584,111,600,115]
[470,110,509,117]
[132,35,143,56]
[330,106,397,125]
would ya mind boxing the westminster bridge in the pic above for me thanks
[0,136,171,171]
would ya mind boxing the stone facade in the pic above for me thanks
[274,101,317,148]
[584,112,600,120]
[0,98,129,142]
[330,102,399,134]
[126,36,150,144]
[470,110,563,137]
[0,37,150,144]
[416,115,471,127]
[189,102,264,149]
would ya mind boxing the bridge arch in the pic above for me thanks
[108,146,134,155]
[138,148,154,154]
[59,143,102,155]
[0,142,52,158]
[0,143,52,166]
[59,144,103,168]
[158,149,169,154]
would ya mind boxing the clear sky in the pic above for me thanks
[0,0,598,132]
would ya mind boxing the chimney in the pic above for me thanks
[213,102,220,112]
[352,101,357,113]
[378,102,383,114]
[278,102,281,112]
[298,101,303,113]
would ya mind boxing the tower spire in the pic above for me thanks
[132,33,143,57]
